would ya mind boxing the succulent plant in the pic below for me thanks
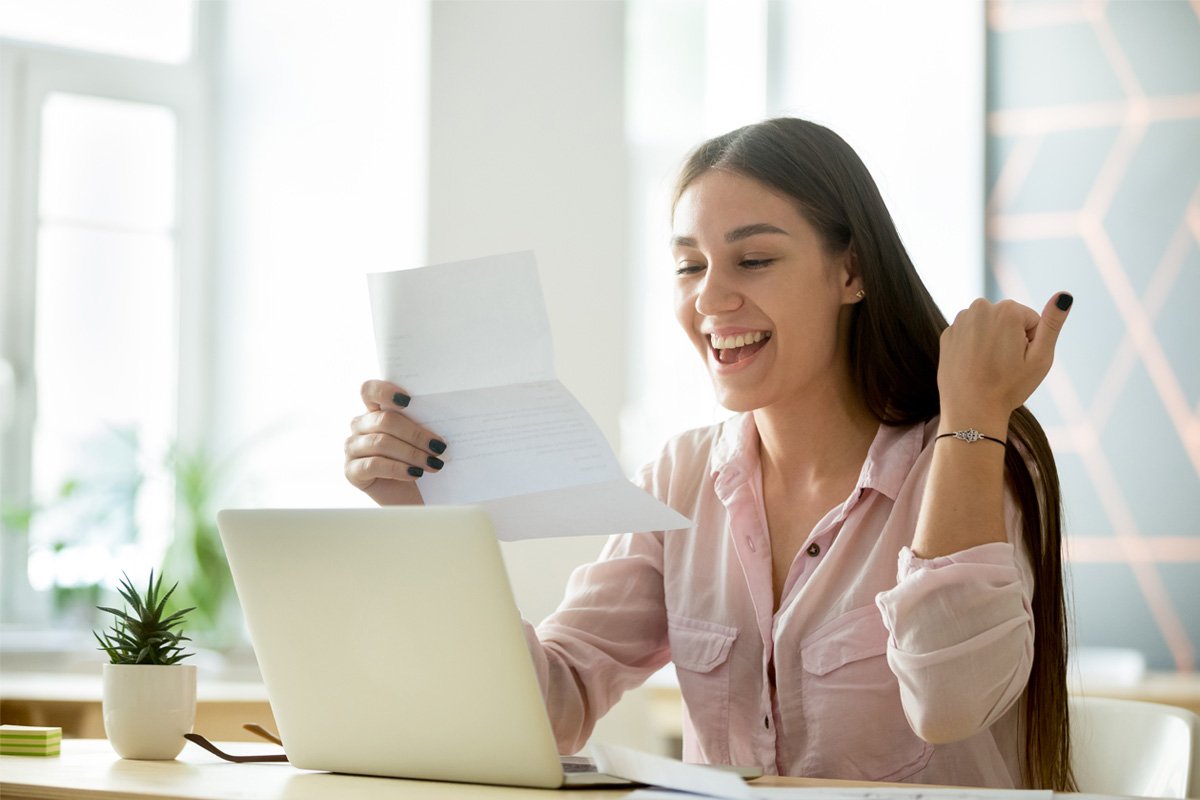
[93,571,195,665]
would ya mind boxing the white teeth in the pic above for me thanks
[710,331,769,349]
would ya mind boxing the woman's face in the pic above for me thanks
[671,169,862,413]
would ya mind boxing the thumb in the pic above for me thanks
[1029,291,1073,365]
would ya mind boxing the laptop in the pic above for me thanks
[217,506,638,788]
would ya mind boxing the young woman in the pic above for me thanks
[344,118,1075,790]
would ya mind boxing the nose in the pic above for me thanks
[694,265,743,316]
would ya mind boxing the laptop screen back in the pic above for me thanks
[217,506,565,787]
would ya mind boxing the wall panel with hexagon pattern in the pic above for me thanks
[986,0,1200,670]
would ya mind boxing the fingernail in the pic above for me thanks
[1056,293,1074,311]
[393,392,411,408]
[407,466,423,478]
[426,456,444,470]
[429,439,447,454]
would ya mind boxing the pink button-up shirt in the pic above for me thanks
[525,413,1035,787]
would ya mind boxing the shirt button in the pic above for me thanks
[807,542,821,557]
[764,715,770,729]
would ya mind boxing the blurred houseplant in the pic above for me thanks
[5,426,251,648]
[2,426,146,624]
[160,441,245,649]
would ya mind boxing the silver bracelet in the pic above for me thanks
[935,428,1006,447]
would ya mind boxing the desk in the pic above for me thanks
[1074,672,1200,717]
[1,740,899,800]
[0,673,276,743]
[5,670,1198,751]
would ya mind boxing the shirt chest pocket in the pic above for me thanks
[799,605,932,782]
[668,615,737,763]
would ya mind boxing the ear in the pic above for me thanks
[838,244,864,304]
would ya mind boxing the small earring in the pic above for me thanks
[855,289,865,300]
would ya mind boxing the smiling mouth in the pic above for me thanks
[709,331,771,365]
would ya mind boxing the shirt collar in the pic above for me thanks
[710,412,926,503]
[857,421,925,501]
[710,412,757,500]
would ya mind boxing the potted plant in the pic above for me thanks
[93,571,197,759]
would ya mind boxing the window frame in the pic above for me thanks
[0,14,214,625]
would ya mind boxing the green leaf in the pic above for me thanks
[154,579,180,618]
[159,608,196,627]
[0,505,35,531]
[92,569,194,665]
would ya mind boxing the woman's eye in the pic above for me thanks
[741,258,775,269]
[675,263,705,276]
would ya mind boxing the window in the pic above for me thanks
[0,6,205,625]
[28,93,179,596]
[0,0,194,63]
[1,1,431,637]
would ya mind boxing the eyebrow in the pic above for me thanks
[670,222,790,248]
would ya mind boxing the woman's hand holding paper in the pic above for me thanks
[344,379,448,506]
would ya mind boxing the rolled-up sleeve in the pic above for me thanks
[523,529,672,754]
[874,533,1034,745]
[520,433,710,755]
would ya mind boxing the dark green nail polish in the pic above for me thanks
[429,439,447,454]
[1055,293,1073,311]
[426,456,444,470]
[407,466,423,478]
[393,392,411,408]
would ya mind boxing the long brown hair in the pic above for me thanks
[674,118,1074,791]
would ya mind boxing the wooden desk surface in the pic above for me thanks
[0,739,899,800]
[10,738,613,800]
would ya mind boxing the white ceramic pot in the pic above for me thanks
[101,663,197,759]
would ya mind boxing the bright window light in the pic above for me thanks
[29,92,179,590]
[40,93,176,231]
[0,0,194,63]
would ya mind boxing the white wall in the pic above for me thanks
[210,0,649,749]
[215,0,632,647]
[426,0,663,753]
[425,0,628,625]
[775,0,986,318]
[211,0,429,507]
